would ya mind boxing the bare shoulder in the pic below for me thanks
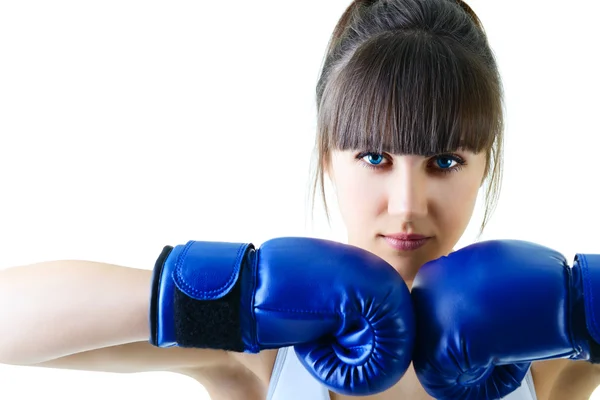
[531,359,569,399]
[532,359,600,400]
[230,349,279,385]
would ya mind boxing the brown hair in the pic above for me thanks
[311,0,504,237]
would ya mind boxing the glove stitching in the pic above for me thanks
[257,306,344,316]
[175,242,246,299]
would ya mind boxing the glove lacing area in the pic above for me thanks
[293,292,415,396]
[413,343,531,400]
[455,363,530,399]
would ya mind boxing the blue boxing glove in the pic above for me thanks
[149,237,415,396]
[411,239,600,400]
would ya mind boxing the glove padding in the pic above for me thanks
[150,237,415,396]
[412,239,600,400]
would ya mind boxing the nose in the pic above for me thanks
[387,165,428,221]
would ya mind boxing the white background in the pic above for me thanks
[0,0,599,398]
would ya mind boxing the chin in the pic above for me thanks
[351,238,433,282]
[377,253,422,284]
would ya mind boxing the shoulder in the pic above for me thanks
[173,349,279,400]
[531,359,600,400]
[230,349,279,386]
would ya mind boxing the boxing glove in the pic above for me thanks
[411,239,600,400]
[149,237,415,396]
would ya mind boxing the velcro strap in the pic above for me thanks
[171,240,255,351]
[173,241,253,300]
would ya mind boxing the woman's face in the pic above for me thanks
[327,149,488,285]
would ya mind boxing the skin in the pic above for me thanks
[55,147,589,400]
[325,147,486,399]
[320,147,598,400]
[327,148,485,286]
[7,146,598,399]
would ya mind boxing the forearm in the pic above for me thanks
[0,260,151,365]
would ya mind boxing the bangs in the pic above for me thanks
[318,30,502,156]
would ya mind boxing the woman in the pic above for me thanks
[1,0,598,399]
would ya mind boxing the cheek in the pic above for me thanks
[335,170,384,228]
[433,174,482,236]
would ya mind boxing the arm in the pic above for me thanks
[550,362,600,400]
[532,359,600,400]
[29,341,234,373]
[151,238,415,396]
[0,236,415,398]
[0,260,233,371]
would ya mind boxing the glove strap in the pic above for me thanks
[573,254,600,363]
[150,240,256,352]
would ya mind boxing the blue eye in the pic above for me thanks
[365,153,384,165]
[435,156,456,169]
[355,152,389,170]
[356,151,465,173]
[430,154,466,174]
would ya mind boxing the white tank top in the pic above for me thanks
[266,347,538,400]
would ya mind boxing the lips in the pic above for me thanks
[382,233,431,251]
[385,233,428,241]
